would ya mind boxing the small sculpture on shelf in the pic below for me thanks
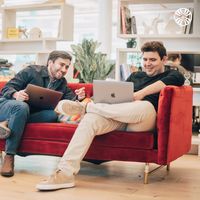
[28,27,42,39]
[18,26,28,39]
[142,15,163,34]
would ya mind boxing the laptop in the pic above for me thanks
[25,84,63,110]
[93,80,134,104]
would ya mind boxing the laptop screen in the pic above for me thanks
[93,80,134,104]
[25,84,63,110]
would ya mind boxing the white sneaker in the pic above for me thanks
[55,100,87,116]
[36,170,75,191]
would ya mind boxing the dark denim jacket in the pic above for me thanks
[0,65,76,101]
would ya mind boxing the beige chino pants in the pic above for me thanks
[58,100,156,176]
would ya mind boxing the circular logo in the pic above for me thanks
[174,8,192,27]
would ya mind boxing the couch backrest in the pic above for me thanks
[68,83,93,97]
[157,85,193,164]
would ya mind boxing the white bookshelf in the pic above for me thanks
[116,0,200,80]
[0,2,74,65]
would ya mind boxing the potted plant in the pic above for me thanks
[126,38,137,48]
[71,39,115,83]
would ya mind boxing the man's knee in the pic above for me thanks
[126,102,156,132]
[80,113,105,133]
[80,113,120,135]
[41,110,58,122]
[11,101,30,116]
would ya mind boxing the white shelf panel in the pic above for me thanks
[140,35,200,39]
[118,34,139,39]
[117,48,140,53]
[0,38,59,42]
[0,39,56,52]
[119,34,200,39]
[0,50,50,55]
[120,0,193,5]
[1,3,65,11]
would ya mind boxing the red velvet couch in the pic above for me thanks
[0,82,193,183]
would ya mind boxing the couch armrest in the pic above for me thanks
[157,86,193,164]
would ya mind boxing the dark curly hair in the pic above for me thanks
[141,41,167,60]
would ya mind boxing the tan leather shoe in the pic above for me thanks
[36,169,75,191]
[1,154,14,177]
[0,121,11,139]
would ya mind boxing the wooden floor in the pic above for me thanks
[0,154,200,200]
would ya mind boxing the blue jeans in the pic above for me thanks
[0,97,58,155]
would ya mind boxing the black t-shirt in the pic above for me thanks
[126,70,185,111]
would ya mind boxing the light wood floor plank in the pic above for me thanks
[0,155,199,200]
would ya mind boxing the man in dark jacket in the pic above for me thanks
[0,50,85,177]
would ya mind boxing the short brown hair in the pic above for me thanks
[167,53,182,62]
[141,41,167,60]
[47,50,72,64]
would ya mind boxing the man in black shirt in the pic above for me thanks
[36,41,185,191]
[0,50,85,177]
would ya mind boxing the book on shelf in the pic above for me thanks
[7,27,19,39]
[120,64,131,81]
[120,5,137,34]
[120,6,131,34]
[184,8,193,34]
[188,8,194,34]
[131,16,137,34]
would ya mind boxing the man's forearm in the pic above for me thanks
[140,80,166,97]
[133,80,166,100]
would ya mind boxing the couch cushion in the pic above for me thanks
[0,123,154,151]
[20,123,154,150]
[91,130,154,150]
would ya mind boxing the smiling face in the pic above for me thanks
[142,51,167,77]
[48,57,71,80]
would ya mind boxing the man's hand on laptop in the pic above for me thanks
[13,90,29,101]
[75,87,86,101]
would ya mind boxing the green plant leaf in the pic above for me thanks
[71,39,115,83]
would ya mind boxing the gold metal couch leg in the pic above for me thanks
[144,163,149,184]
[0,150,3,165]
[143,163,170,184]
[166,164,170,171]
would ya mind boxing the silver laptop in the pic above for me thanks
[93,80,134,104]
[25,84,63,110]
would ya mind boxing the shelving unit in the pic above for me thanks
[116,0,200,80]
[0,2,74,65]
